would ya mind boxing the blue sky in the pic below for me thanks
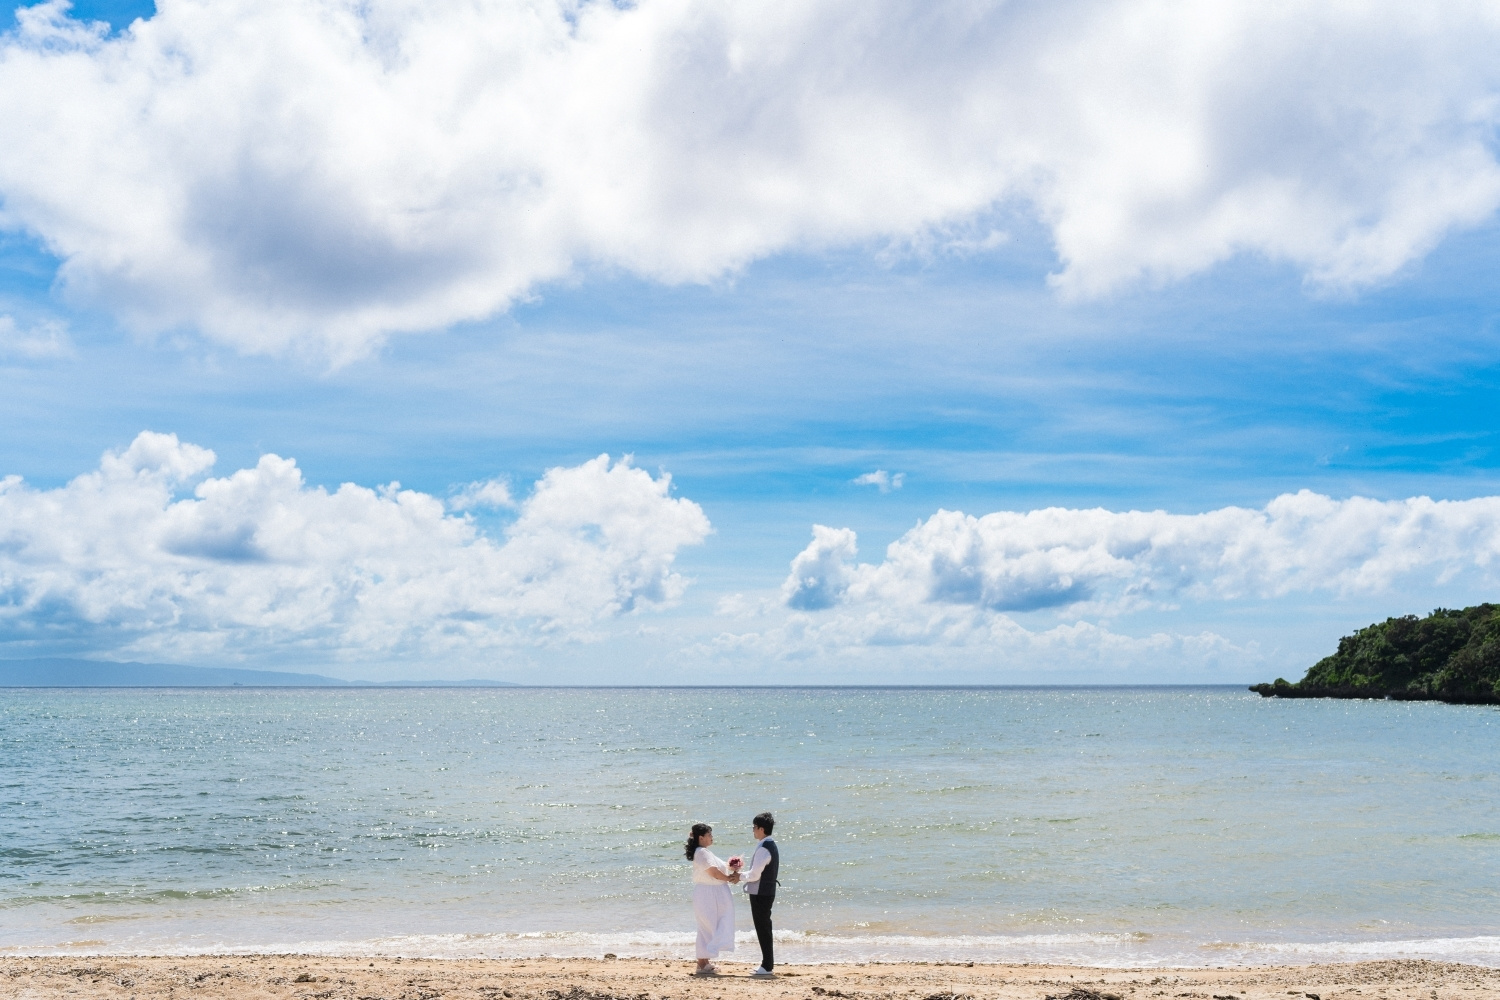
[3,0,1500,682]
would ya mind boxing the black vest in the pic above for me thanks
[752,838,779,899]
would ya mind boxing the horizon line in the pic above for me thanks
[0,682,1259,690]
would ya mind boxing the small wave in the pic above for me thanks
[0,883,325,910]
[0,930,1152,964]
[65,914,153,926]
[1233,935,1500,962]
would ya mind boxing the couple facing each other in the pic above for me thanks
[686,811,779,977]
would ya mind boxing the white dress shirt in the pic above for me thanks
[741,836,774,892]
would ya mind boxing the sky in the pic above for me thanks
[3,0,1500,683]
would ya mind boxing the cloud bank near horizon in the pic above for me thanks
[693,490,1500,673]
[4,0,1500,356]
[7,438,1499,676]
[0,433,710,663]
[781,492,1500,628]
[703,608,1262,678]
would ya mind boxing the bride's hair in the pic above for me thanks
[685,822,711,860]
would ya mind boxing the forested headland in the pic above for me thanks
[1251,603,1500,704]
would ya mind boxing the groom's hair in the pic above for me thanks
[753,812,775,835]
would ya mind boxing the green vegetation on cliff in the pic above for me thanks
[1251,603,1500,704]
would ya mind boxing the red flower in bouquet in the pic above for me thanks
[728,855,743,869]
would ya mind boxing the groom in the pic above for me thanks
[741,811,779,977]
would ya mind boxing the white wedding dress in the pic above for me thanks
[691,847,736,959]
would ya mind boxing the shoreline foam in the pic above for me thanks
[6,931,1500,969]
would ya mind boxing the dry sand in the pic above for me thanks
[2,956,1496,1000]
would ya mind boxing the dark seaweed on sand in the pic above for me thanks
[1251,603,1500,704]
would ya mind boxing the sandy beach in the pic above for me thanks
[2,956,1496,1000]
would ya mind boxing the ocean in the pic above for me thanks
[1,686,1496,966]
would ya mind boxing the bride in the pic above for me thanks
[685,822,739,975]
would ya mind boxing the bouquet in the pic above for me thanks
[727,855,743,870]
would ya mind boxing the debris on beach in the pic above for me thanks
[1043,987,1122,1000]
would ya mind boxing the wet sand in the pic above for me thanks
[2,955,1496,1000]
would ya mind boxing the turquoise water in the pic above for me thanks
[1,686,1497,965]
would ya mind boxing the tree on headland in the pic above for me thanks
[1251,603,1500,704]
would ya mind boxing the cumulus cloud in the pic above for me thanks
[0,432,709,661]
[448,477,514,511]
[717,490,1500,669]
[782,525,859,611]
[853,470,903,493]
[3,1,1500,355]
[784,491,1500,619]
[0,314,72,358]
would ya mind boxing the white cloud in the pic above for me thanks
[708,489,1500,671]
[782,524,859,611]
[0,432,710,662]
[3,1,1500,355]
[703,607,1260,678]
[448,477,514,511]
[852,470,903,493]
[781,491,1500,621]
[0,314,72,358]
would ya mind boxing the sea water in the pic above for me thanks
[1,686,1497,966]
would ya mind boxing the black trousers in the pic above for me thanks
[749,892,774,970]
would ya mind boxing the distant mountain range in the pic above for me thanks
[0,658,519,688]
